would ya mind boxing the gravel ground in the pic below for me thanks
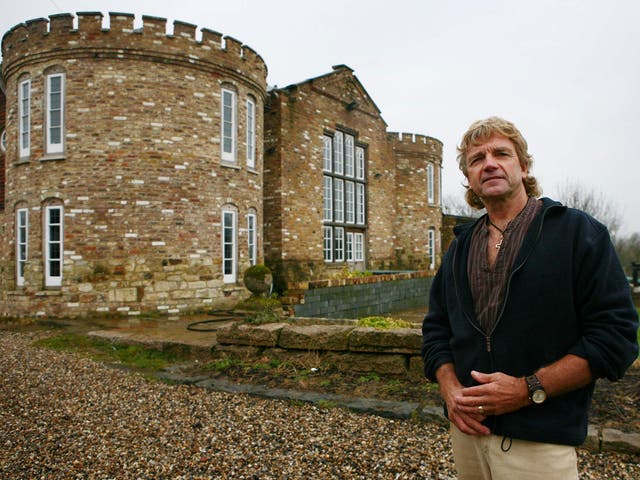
[1,331,638,480]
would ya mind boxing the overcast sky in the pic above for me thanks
[2,0,639,235]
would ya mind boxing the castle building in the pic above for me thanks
[0,12,442,318]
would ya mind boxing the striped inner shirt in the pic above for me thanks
[467,197,542,334]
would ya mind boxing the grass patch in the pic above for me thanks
[358,372,380,383]
[34,333,190,370]
[357,316,413,330]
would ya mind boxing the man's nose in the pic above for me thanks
[484,154,499,169]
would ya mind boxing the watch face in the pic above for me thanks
[532,389,547,404]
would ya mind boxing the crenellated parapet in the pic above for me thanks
[1,12,267,95]
[387,131,443,164]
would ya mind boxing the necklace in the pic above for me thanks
[488,220,506,250]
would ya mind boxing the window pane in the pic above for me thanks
[49,208,60,224]
[334,179,344,223]
[49,260,60,277]
[323,176,332,221]
[345,135,354,177]
[345,181,355,223]
[49,242,60,259]
[335,227,344,261]
[356,147,365,179]
[323,226,332,261]
[333,132,343,174]
[323,136,332,171]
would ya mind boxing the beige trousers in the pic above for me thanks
[450,424,578,480]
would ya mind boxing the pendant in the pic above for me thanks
[495,237,503,250]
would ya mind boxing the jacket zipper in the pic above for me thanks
[484,204,555,351]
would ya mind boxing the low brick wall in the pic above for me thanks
[282,271,434,319]
[216,322,424,379]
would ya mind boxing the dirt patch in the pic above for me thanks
[191,356,640,433]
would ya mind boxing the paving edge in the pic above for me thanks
[156,371,640,456]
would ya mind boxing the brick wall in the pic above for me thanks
[0,13,267,317]
[264,66,443,287]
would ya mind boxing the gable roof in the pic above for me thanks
[278,64,386,125]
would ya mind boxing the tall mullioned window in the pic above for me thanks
[222,208,237,283]
[322,131,367,263]
[428,227,436,269]
[247,212,257,266]
[19,79,31,158]
[46,73,64,154]
[16,208,28,287]
[221,88,236,162]
[246,98,256,168]
[427,163,435,204]
[45,205,63,287]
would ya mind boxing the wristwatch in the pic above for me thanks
[525,374,547,404]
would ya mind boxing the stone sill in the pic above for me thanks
[6,289,62,296]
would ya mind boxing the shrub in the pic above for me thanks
[243,264,272,296]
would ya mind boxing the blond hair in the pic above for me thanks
[457,117,541,209]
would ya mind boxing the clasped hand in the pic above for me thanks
[445,370,530,436]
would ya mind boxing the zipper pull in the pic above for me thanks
[486,336,492,352]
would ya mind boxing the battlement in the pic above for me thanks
[387,131,443,160]
[1,12,267,91]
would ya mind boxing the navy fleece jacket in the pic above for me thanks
[422,197,639,446]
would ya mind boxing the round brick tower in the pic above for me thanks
[0,12,267,317]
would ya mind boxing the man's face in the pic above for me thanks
[465,133,527,203]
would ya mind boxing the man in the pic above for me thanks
[421,117,638,479]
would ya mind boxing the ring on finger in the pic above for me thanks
[477,405,484,414]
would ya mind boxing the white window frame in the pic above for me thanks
[346,232,354,262]
[323,226,333,262]
[323,135,332,172]
[354,233,364,262]
[428,228,436,269]
[0,129,6,153]
[439,166,443,207]
[345,134,355,177]
[246,98,256,168]
[356,183,366,225]
[16,208,28,287]
[44,205,63,287]
[333,178,344,223]
[247,212,257,266]
[19,79,31,158]
[222,209,237,283]
[333,131,344,175]
[356,146,365,180]
[334,227,345,262]
[345,181,355,224]
[46,73,64,154]
[221,88,236,162]
[323,176,333,222]
[427,163,435,204]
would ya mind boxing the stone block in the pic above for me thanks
[216,323,286,347]
[582,425,600,452]
[407,355,426,381]
[601,428,640,455]
[279,324,354,351]
[323,352,407,375]
[349,327,421,354]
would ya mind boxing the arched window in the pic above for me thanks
[15,205,29,287]
[221,205,238,283]
[247,209,257,266]
[44,202,64,286]
[246,96,256,169]
[221,85,237,163]
[18,76,31,158]
[44,66,66,155]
